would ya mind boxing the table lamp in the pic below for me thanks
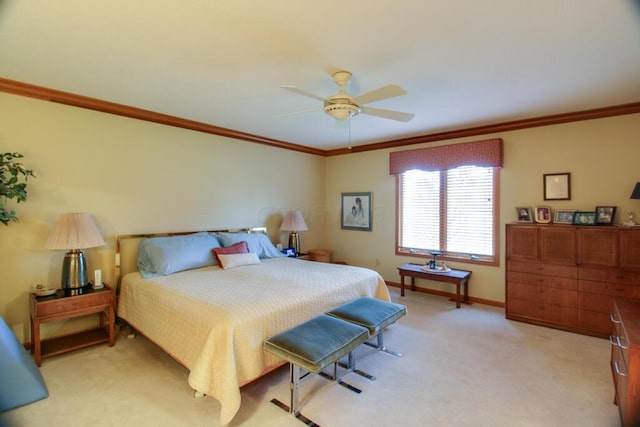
[280,210,307,255]
[631,182,640,200]
[623,182,640,226]
[45,213,105,289]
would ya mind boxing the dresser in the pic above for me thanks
[506,224,640,338]
[610,298,640,426]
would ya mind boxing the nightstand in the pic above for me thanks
[308,249,330,263]
[30,285,115,366]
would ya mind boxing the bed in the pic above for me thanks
[115,228,390,425]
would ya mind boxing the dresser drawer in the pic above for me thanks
[610,298,640,426]
[541,264,577,279]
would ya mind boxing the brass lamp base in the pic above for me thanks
[61,250,88,289]
[288,232,300,256]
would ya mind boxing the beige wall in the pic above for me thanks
[325,113,640,302]
[2,89,639,343]
[0,93,327,342]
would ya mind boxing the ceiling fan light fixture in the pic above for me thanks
[280,70,412,123]
[323,103,360,121]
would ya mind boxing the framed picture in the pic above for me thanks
[573,211,597,225]
[595,206,616,225]
[544,172,571,201]
[535,206,552,224]
[341,192,372,231]
[515,206,533,223]
[554,209,576,224]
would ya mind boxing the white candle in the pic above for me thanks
[94,269,103,288]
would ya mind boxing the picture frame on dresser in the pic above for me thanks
[595,206,616,225]
[554,209,576,224]
[534,206,551,224]
[515,206,533,223]
[572,211,597,225]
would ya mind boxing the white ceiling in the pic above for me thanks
[1,1,639,151]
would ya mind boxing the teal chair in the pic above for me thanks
[0,315,48,412]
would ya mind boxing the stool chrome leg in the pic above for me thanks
[338,350,376,381]
[270,363,320,426]
[363,332,403,357]
[318,353,364,393]
[291,363,300,415]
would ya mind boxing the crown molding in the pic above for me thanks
[325,101,640,156]
[0,77,325,156]
[2,77,639,158]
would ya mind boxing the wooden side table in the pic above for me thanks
[397,263,471,308]
[30,285,115,366]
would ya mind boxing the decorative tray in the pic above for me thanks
[32,286,58,297]
[419,265,452,274]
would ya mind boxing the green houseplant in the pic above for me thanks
[0,152,36,226]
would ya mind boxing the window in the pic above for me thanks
[397,166,497,262]
[390,138,503,265]
[396,165,499,265]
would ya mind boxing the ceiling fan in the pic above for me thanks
[280,71,414,123]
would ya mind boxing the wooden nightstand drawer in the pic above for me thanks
[35,290,112,317]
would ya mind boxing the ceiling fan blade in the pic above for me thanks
[280,85,326,102]
[353,84,406,105]
[274,107,323,118]
[361,106,415,122]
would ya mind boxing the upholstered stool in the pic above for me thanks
[264,314,369,425]
[0,315,48,411]
[327,297,407,357]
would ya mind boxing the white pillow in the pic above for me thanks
[217,252,261,269]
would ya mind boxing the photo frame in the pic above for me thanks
[282,247,296,257]
[535,206,552,224]
[544,172,571,201]
[595,206,617,225]
[341,192,372,231]
[515,206,533,223]
[554,209,576,224]
[573,211,597,225]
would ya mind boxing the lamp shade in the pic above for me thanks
[631,182,640,200]
[280,210,308,232]
[45,213,105,250]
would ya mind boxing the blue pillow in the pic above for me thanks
[216,232,285,259]
[138,232,221,278]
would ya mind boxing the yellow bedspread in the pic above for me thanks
[117,257,389,424]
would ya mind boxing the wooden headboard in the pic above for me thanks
[113,227,267,291]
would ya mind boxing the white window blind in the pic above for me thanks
[445,166,494,256]
[398,165,495,259]
[400,170,439,250]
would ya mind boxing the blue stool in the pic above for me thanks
[327,297,407,358]
[0,315,48,412]
[264,314,369,426]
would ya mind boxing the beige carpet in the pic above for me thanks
[1,288,620,427]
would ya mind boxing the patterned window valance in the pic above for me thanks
[389,138,503,175]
